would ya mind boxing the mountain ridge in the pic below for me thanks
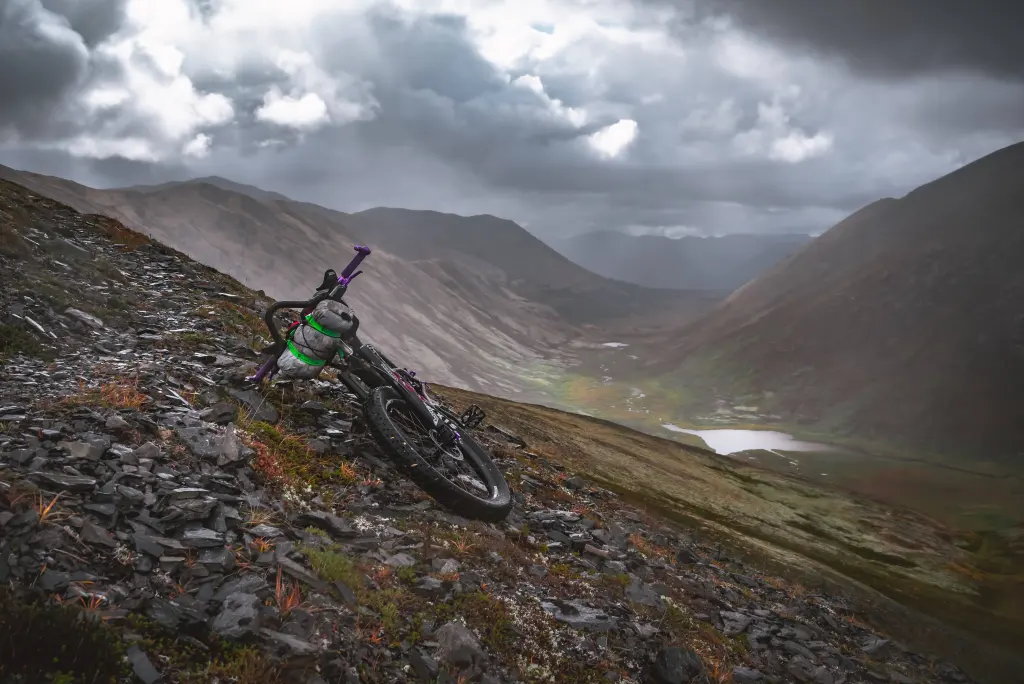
[650,140,1024,460]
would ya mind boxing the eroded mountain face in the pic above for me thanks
[0,180,988,683]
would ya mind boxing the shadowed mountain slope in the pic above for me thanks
[650,141,1024,460]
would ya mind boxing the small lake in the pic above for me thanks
[661,424,834,456]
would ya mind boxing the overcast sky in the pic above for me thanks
[1,0,1021,239]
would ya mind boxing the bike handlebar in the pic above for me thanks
[339,245,371,284]
[263,295,326,350]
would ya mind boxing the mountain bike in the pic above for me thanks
[246,245,512,523]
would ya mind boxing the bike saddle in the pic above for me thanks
[316,269,339,292]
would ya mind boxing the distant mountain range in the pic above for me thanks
[551,231,812,291]
[647,140,1024,460]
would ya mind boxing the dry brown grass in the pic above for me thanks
[61,377,149,410]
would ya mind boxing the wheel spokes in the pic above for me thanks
[385,401,490,497]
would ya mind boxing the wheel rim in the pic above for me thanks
[384,398,497,501]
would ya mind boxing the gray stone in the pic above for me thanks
[541,600,618,633]
[431,557,460,573]
[180,527,225,548]
[106,415,131,430]
[29,472,97,492]
[61,439,107,460]
[201,402,239,425]
[199,547,237,572]
[409,649,439,682]
[80,520,117,548]
[720,610,752,636]
[563,475,587,490]
[249,523,285,538]
[218,423,244,465]
[413,576,444,598]
[861,636,893,658]
[384,552,417,568]
[126,644,162,684]
[176,427,221,459]
[435,621,486,667]
[732,667,764,684]
[651,646,704,684]
[227,388,279,423]
[603,560,628,574]
[135,442,162,460]
[212,593,262,640]
[626,577,664,608]
[261,628,317,656]
[65,307,104,329]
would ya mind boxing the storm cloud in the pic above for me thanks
[0,0,1021,239]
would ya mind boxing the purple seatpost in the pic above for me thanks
[338,245,371,286]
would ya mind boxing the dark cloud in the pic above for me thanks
[0,0,1022,241]
[0,0,88,134]
[687,0,1024,81]
[39,0,126,47]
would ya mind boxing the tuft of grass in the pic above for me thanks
[61,378,149,410]
[274,566,303,617]
[36,491,66,525]
[241,420,363,491]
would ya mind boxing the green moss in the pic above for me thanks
[169,330,209,350]
[0,589,128,683]
[124,615,284,684]
[0,323,52,361]
[300,545,365,589]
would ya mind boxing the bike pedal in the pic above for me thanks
[459,404,486,429]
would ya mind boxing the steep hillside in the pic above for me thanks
[553,231,812,291]
[0,165,718,397]
[652,141,1024,460]
[0,177,1011,684]
[347,208,705,324]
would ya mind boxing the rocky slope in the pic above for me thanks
[0,179,983,683]
[645,141,1024,460]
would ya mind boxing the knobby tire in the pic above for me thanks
[365,386,513,523]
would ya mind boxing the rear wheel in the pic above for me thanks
[365,386,512,522]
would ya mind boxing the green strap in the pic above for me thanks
[304,314,340,338]
[287,339,327,366]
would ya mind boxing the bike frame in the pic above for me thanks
[246,245,459,439]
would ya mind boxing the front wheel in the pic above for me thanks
[365,386,512,523]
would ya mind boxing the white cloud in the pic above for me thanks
[263,49,379,128]
[56,0,234,161]
[183,133,212,158]
[733,96,834,163]
[512,74,588,127]
[625,223,704,238]
[588,118,638,158]
[256,88,330,129]
[770,130,834,163]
